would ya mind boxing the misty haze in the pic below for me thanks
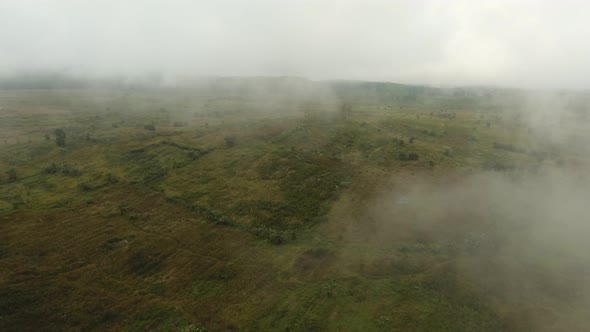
[1,1,590,331]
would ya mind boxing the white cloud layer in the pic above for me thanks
[1,0,590,88]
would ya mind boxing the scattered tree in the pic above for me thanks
[54,128,66,147]
[224,136,236,147]
[6,168,16,182]
[397,151,419,161]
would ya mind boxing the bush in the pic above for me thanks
[60,164,82,176]
[106,173,120,184]
[78,182,93,192]
[6,168,16,182]
[397,151,419,161]
[54,128,66,147]
[224,136,236,147]
[144,124,156,131]
[253,226,288,245]
[43,163,82,176]
[493,142,527,154]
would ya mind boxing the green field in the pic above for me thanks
[1,79,589,331]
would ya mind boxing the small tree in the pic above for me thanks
[6,168,16,182]
[224,136,236,147]
[54,128,66,147]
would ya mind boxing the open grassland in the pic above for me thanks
[1,85,589,331]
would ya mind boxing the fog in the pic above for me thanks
[2,1,590,330]
[2,0,590,89]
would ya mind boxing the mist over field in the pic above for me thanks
[1,1,590,331]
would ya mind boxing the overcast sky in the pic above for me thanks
[1,0,590,88]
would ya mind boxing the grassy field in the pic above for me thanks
[1,81,589,331]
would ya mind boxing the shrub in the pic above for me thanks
[60,164,82,176]
[43,163,82,176]
[253,226,288,245]
[144,124,156,131]
[43,163,59,174]
[106,173,120,184]
[493,142,527,154]
[78,182,93,192]
[224,136,236,147]
[54,128,66,147]
[6,168,16,182]
[397,151,419,161]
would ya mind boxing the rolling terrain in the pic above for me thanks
[1,79,590,331]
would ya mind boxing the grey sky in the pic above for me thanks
[1,0,590,88]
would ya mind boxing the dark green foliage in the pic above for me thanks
[493,142,527,154]
[60,164,82,176]
[43,163,58,174]
[142,167,168,185]
[191,205,236,226]
[224,136,236,147]
[481,161,515,171]
[127,250,166,276]
[144,124,156,131]
[253,226,289,245]
[78,182,93,192]
[106,173,119,184]
[173,121,188,127]
[159,141,211,160]
[397,151,419,161]
[42,163,82,176]
[262,149,349,224]
[44,133,50,141]
[209,266,236,281]
[6,168,16,182]
[54,128,66,147]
